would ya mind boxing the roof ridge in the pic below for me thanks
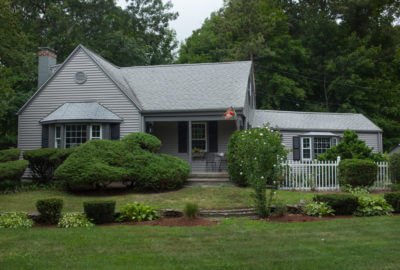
[256,109,362,116]
[120,60,252,70]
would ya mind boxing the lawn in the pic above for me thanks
[0,186,384,213]
[0,216,399,269]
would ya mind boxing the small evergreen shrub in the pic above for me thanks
[314,194,359,215]
[354,196,393,216]
[0,148,21,162]
[303,201,334,217]
[0,160,28,182]
[0,212,33,228]
[183,203,200,219]
[116,202,158,222]
[389,153,400,183]
[338,159,377,187]
[384,192,400,213]
[36,198,64,224]
[83,200,116,224]
[58,213,94,228]
[24,148,74,183]
[122,132,161,153]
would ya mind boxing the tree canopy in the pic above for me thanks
[179,0,400,151]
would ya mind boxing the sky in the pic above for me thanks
[117,0,224,43]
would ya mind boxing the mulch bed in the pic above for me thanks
[267,214,353,223]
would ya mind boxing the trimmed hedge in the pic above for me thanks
[314,194,359,215]
[389,153,400,183]
[122,132,161,153]
[0,160,28,182]
[24,148,74,183]
[36,198,64,224]
[83,200,116,224]
[0,148,21,162]
[384,192,400,213]
[338,159,377,187]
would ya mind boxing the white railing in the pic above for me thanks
[280,158,391,191]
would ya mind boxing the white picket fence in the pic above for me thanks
[280,158,391,191]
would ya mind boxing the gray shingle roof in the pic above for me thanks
[82,45,252,111]
[252,110,382,132]
[40,102,122,124]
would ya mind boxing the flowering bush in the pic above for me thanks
[304,202,335,217]
[0,212,33,228]
[227,127,287,217]
[58,213,94,228]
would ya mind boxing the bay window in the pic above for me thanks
[299,136,339,161]
[90,124,102,140]
[65,124,87,148]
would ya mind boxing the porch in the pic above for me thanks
[147,119,239,172]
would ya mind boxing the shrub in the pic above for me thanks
[271,201,288,217]
[314,194,359,215]
[318,130,386,162]
[354,196,393,216]
[0,148,21,162]
[389,153,400,183]
[116,202,158,222]
[227,127,287,217]
[338,159,377,187]
[183,203,200,219]
[36,198,64,224]
[0,160,28,182]
[384,192,400,213]
[303,201,334,217]
[24,148,74,183]
[122,132,161,153]
[83,200,116,224]
[58,213,94,228]
[227,132,248,186]
[0,212,33,228]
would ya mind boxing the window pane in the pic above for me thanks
[313,137,331,157]
[65,125,87,148]
[91,125,101,140]
[191,122,207,151]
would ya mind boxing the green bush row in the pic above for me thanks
[314,194,358,215]
[0,148,21,162]
[0,160,28,182]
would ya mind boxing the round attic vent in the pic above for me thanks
[75,71,87,84]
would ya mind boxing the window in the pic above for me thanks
[65,124,87,148]
[90,124,102,140]
[301,137,311,160]
[55,126,62,148]
[313,137,332,158]
[192,122,207,151]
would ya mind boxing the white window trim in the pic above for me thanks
[191,122,208,151]
[301,137,312,161]
[90,124,102,140]
[54,125,62,148]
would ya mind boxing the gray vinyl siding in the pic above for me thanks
[280,130,382,160]
[18,48,141,151]
[153,121,236,172]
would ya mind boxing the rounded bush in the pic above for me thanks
[122,132,161,153]
[314,194,358,215]
[0,160,28,182]
[384,192,400,213]
[389,153,400,183]
[338,159,377,187]
[0,148,21,162]
[36,198,64,224]
[83,200,116,224]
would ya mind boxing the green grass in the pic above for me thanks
[0,216,399,269]
[0,186,318,212]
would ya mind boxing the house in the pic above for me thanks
[17,45,383,172]
[389,145,400,155]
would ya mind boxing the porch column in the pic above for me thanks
[188,120,192,167]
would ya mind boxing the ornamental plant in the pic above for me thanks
[304,201,335,217]
[116,202,158,222]
[0,212,33,228]
[228,127,287,218]
[58,213,94,228]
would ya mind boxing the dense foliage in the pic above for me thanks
[0,160,28,182]
[0,148,20,162]
[319,131,385,161]
[354,196,393,217]
[183,203,200,219]
[24,148,74,184]
[0,0,178,148]
[55,133,189,191]
[338,159,377,187]
[389,153,400,183]
[179,0,400,151]
[227,127,287,217]
[0,212,33,228]
[313,194,358,215]
[83,200,116,224]
[227,132,248,186]
[58,213,94,228]
[303,201,334,217]
[116,202,158,222]
[384,192,400,213]
[36,198,64,224]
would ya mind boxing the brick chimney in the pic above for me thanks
[38,47,57,88]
